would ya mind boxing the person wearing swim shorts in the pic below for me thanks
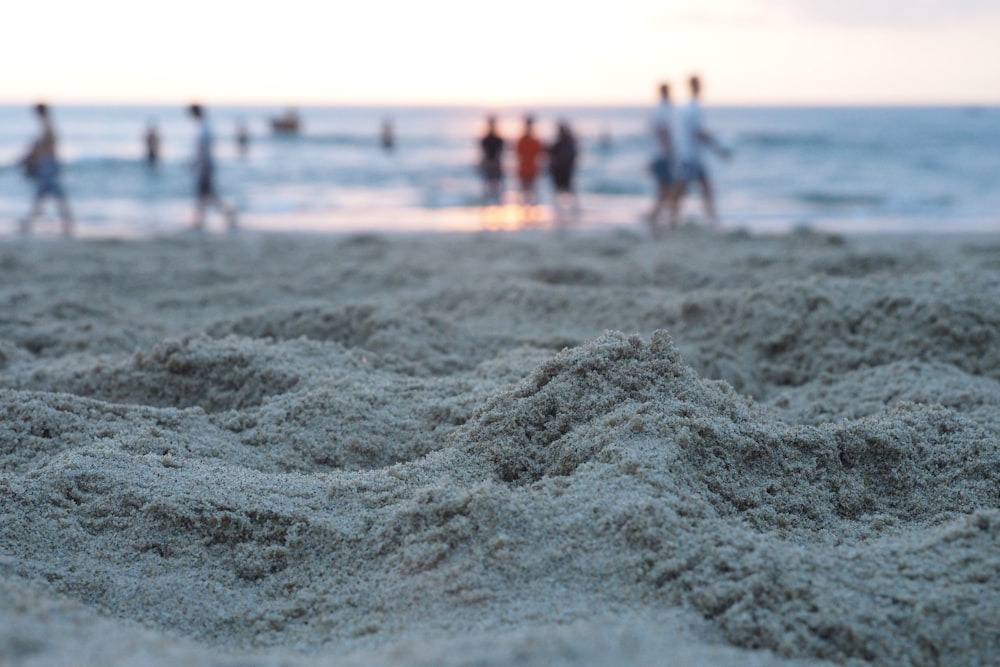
[188,103,237,231]
[479,115,505,206]
[646,83,678,234]
[548,120,579,224]
[673,75,731,227]
[20,103,73,235]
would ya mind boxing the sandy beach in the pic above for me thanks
[1,225,998,666]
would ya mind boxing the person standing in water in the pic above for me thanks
[672,75,731,227]
[236,120,250,159]
[515,114,545,210]
[548,120,579,224]
[145,120,161,171]
[20,103,73,235]
[381,117,395,152]
[479,115,505,206]
[188,103,237,231]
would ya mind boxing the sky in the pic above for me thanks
[4,0,1000,106]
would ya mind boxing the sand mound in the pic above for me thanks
[19,336,300,412]
[2,230,999,667]
[642,270,1000,398]
[208,303,507,376]
[463,332,1000,531]
[769,360,1000,431]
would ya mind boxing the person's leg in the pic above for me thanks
[648,185,668,222]
[483,174,497,206]
[491,178,503,206]
[646,159,669,226]
[56,195,73,236]
[520,178,532,207]
[698,174,718,226]
[225,200,238,230]
[213,195,238,230]
[21,193,44,234]
[668,179,687,230]
[192,194,209,229]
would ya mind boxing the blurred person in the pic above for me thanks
[19,103,73,235]
[479,115,504,206]
[515,114,545,209]
[145,120,161,171]
[381,117,395,152]
[645,82,678,234]
[236,120,250,159]
[188,103,237,231]
[672,75,731,227]
[548,120,579,224]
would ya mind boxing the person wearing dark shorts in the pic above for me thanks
[548,120,579,224]
[145,120,161,171]
[20,103,74,235]
[645,83,679,234]
[673,75,731,227]
[188,103,237,231]
[479,115,504,206]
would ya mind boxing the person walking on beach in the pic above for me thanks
[515,114,545,210]
[479,115,505,206]
[188,103,237,231]
[19,103,73,236]
[673,75,730,227]
[145,120,161,171]
[645,83,678,234]
[548,120,579,225]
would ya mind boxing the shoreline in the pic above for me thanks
[4,212,999,244]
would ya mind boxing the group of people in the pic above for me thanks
[18,103,238,235]
[475,74,728,233]
[478,115,580,223]
[18,79,727,237]
[646,74,731,235]
[144,118,250,173]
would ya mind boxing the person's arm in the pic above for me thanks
[696,118,731,159]
[19,140,41,177]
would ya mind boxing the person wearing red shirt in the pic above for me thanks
[515,115,545,209]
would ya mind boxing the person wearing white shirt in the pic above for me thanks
[188,103,237,231]
[673,75,730,227]
[646,83,679,234]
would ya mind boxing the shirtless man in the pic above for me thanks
[479,115,505,206]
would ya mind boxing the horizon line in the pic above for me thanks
[1,97,998,109]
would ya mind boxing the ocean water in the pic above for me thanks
[0,104,997,236]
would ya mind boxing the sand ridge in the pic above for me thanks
[1,227,998,666]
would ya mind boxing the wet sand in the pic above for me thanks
[1,226,998,666]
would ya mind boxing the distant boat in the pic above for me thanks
[271,109,301,135]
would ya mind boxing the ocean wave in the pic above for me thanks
[585,180,647,196]
[267,133,444,149]
[66,156,146,170]
[796,191,885,207]
[738,131,834,148]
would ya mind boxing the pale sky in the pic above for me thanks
[4,0,999,105]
